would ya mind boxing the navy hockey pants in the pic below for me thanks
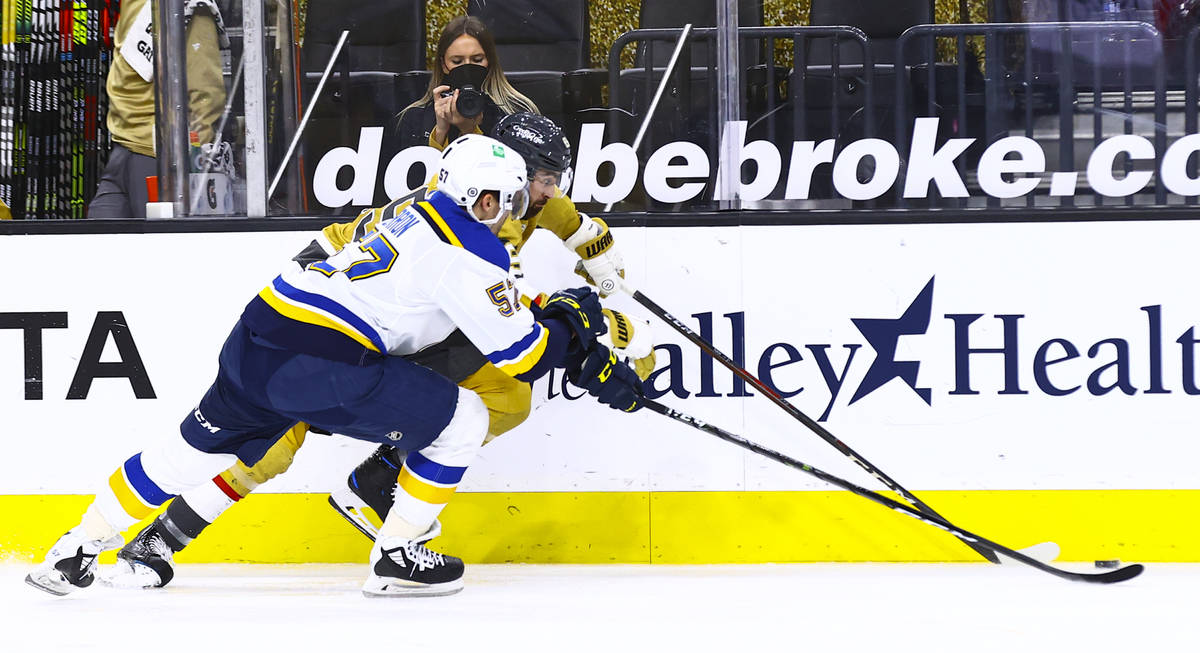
[179,320,459,466]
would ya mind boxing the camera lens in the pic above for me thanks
[456,85,485,119]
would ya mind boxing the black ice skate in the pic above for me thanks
[328,445,405,540]
[102,521,177,589]
[25,528,123,596]
[362,525,464,598]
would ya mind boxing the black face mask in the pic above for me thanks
[442,64,489,119]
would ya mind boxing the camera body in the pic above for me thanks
[442,63,488,120]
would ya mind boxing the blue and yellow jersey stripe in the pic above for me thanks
[257,277,385,354]
[241,276,388,366]
[420,191,511,271]
[487,323,550,377]
[411,200,463,248]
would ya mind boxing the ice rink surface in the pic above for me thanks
[1,561,1196,652]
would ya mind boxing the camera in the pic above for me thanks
[442,63,488,120]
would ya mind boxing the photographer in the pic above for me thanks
[395,15,538,150]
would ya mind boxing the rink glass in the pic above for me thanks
[104,1,1200,217]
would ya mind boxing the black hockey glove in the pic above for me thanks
[540,287,606,351]
[568,343,645,413]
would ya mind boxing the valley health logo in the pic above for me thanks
[573,276,1200,421]
[850,277,935,407]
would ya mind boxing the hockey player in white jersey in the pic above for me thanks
[99,113,656,591]
[26,134,644,598]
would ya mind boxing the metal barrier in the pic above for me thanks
[896,22,1167,208]
[605,26,873,209]
[607,22,1176,211]
[608,25,875,139]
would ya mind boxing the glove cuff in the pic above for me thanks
[565,216,614,260]
[601,309,653,360]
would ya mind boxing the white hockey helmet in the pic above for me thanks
[437,134,530,225]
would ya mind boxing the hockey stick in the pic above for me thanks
[632,290,1002,563]
[642,398,1141,584]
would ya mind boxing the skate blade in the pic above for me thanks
[97,560,163,589]
[25,569,75,597]
[327,491,382,542]
[361,577,464,598]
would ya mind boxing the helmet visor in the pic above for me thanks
[507,185,530,221]
[528,168,572,205]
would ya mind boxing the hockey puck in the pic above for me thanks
[1094,559,1120,568]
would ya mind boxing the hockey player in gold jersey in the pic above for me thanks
[103,114,656,588]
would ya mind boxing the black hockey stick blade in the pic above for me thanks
[632,290,1001,565]
[642,399,1144,585]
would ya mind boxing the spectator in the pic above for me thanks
[394,15,538,151]
[87,0,228,219]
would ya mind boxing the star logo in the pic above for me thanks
[849,277,935,405]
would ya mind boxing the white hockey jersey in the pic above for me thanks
[242,191,555,380]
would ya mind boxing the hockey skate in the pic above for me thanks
[25,528,123,596]
[328,445,405,541]
[362,522,463,598]
[100,521,176,589]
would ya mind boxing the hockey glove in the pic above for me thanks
[541,287,606,351]
[600,309,657,381]
[568,344,645,413]
[566,215,626,296]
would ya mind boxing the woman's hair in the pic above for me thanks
[400,15,539,120]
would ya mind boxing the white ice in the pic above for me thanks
[2,562,1196,652]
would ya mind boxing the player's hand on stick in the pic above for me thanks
[568,344,645,413]
[541,287,606,350]
[566,214,626,296]
[600,309,656,381]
